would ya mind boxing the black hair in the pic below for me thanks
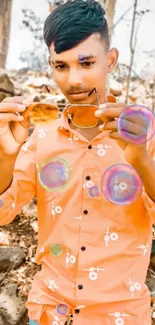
[43,0,109,53]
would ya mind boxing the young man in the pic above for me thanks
[0,0,155,324]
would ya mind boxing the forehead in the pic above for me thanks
[49,33,105,62]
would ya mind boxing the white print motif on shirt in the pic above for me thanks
[74,215,82,221]
[38,128,47,139]
[95,144,112,157]
[51,204,62,220]
[137,244,149,255]
[108,312,130,325]
[22,141,31,152]
[83,180,94,189]
[11,202,15,209]
[69,134,79,144]
[47,279,59,292]
[32,298,41,304]
[84,266,105,281]
[65,250,76,268]
[50,311,65,325]
[39,240,48,253]
[128,277,141,297]
[104,226,119,247]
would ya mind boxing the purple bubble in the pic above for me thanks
[38,157,71,191]
[88,185,100,197]
[117,105,155,145]
[56,303,69,316]
[78,54,86,63]
[101,164,142,205]
[0,199,4,209]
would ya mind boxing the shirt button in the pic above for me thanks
[83,210,88,215]
[75,309,80,314]
[85,175,91,181]
[88,144,92,149]
[78,284,83,290]
[81,246,86,251]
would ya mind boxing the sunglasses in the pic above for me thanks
[66,88,101,128]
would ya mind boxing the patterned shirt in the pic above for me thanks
[0,97,155,325]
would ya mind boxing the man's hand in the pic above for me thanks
[95,102,148,165]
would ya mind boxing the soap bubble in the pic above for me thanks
[117,105,155,144]
[38,157,72,191]
[101,164,142,205]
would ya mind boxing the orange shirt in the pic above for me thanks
[0,100,155,325]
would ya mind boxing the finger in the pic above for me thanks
[95,106,125,118]
[3,96,34,105]
[20,103,37,120]
[0,102,26,113]
[0,113,24,122]
[102,120,117,131]
[118,118,147,136]
[109,131,121,140]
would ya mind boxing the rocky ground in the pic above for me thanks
[0,67,155,324]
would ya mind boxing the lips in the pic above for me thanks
[68,91,89,100]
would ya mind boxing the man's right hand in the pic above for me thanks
[0,96,34,157]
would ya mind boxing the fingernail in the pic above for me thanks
[17,104,26,110]
[95,109,102,116]
[99,124,105,130]
[23,99,34,105]
[99,103,106,109]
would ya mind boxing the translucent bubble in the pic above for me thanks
[88,185,100,197]
[117,105,155,144]
[38,157,72,191]
[78,54,86,63]
[0,199,4,209]
[50,244,63,256]
[56,303,69,316]
[101,164,142,205]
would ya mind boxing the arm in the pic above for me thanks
[0,126,37,226]
[0,154,18,195]
[132,153,155,202]
[132,137,155,224]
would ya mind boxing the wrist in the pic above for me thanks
[130,151,150,168]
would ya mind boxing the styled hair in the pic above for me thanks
[43,0,109,53]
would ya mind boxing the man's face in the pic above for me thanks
[49,33,118,105]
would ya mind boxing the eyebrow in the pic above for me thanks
[51,55,96,65]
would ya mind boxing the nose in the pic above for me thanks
[67,68,82,87]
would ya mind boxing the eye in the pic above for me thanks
[81,62,96,67]
[55,64,67,70]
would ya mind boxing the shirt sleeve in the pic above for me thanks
[0,126,38,226]
[142,136,155,225]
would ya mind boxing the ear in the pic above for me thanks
[107,48,119,73]
[48,55,51,67]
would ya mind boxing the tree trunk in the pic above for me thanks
[99,0,116,42]
[0,0,12,69]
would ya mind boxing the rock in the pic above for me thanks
[25,76,56,88]
[0,246,26,272]
[0,69,14,95]
[30,221,38,234]
[109,79,123,96]
[0,232,10,246]
[0,284,26,325]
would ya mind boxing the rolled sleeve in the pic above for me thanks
[0,126,38,226]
